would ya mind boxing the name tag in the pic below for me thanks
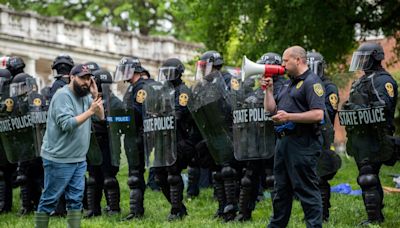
[338,107,386,126]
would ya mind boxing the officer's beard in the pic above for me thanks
[73,80,90,97]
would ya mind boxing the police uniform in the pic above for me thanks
[124,76,154,218]
[49,77,68,101]
[318,76,341,221]
[342,69,397,223]
[269,69,324,228]
[153,78,196,220]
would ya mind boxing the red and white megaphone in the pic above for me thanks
[241,56,285,90]
[0,56,9,69]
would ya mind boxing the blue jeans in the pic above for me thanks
[37,158,87,213]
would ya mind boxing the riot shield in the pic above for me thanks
[0,142,8,166]
[231,78,275,161]
[143,81,177,168]
[188,72,234,165]
[86,130,103,166]
[0,94,44,163]
[105,82,136,167]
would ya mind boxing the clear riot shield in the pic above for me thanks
[188,72,234,165]
[143,81,177,168]
[0,94,44,163]
[231,77,275,161]
[105,82,138,168]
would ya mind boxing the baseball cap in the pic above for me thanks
[70,64,93,77]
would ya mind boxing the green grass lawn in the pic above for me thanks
[1,155,400,227]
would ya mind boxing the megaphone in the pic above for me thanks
[241,56,285,89]
[0,56,9,69]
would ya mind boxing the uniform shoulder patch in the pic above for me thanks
[33,98,42,107]
[230,78,240,91]
[136,89,147,104]
[385,82,394,97]
[313,83,324,97]
[296,80,304,89]
[179,93,189,106]
[329,93,338,110]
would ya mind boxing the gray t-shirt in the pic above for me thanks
[41,86,92,163]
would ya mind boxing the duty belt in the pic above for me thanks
[276,125,315,138]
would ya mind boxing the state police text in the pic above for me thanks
[338,107,385,126]
[0,111,47,133]
[233,108,271,124]
[143,116,175,132]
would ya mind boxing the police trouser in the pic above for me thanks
[154,163,186,215]
[268,134,322,228]
[16,158,43,214]
[0,163,16,213]
[356,162,384,222]
[87,164,120,216]
[319,172,336,221]
[237,160,262,220]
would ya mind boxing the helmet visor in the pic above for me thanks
[158,66,178,82]
[349,51,372,72]
[195,60,213,81]
[10,78,37,97]
[114,64,136,82]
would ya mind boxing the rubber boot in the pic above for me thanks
[34,211,49,228]
[67,210,82,228]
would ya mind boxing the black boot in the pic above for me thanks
[358,173,384,225]
[235,169,253,222]
[19,180,33,215]
[187,166,200,198]
[222,166,238,222]
[212,171,226,219]
[104,177,121,215]
[125,172,145,220]
[167,174,187,221]
[319,179,331,222]
[84,177,101,218]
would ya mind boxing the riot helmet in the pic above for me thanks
[114,56,145,82]
[158,58,185,82]
[195,50,223,80]
[92,69,113,93]
[257,52,282,65]
[0,69,12,96]
[84,61,100,72]
[6,56,25,76]
[349,42,384,72]
[9,73,37,97]
[51,54,74,76]
[307,52,326,77]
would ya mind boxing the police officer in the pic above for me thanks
[263,46,324,227]
[307,51,342,222]
[49,54,74,100]
[0,68,16,214]
[115,57,154,220]
[2,73,45,215]
[190,50,240,221]
[149,58,196,220]
[341,42,398,225]
[85,69,123,217]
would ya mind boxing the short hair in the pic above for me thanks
[287,46,307,64]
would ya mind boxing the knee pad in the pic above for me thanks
[104,177,118,189]
[87,176,96,186]
[212,171,223,182]
[357,174,378,187]
[127,175,140,189]
[168,174,181,186]
[221,166,236,179]
[16,174,28,186]
[240,175,252,187]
